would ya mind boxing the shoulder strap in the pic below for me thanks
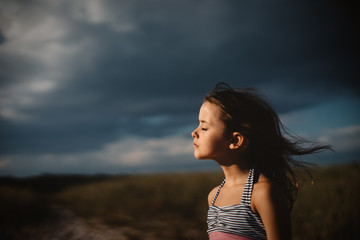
[241,168,255,206]
[211,179,226,206]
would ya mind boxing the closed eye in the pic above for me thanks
[201,128,208,131]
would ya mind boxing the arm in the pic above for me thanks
[252,181,292,240]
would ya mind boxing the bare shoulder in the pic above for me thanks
[208,185,220,206]
[251,174,292,239]
[252,174,272,194]
[251,174,286,213]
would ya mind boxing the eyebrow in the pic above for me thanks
[199,120,208,123]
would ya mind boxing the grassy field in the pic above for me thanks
[0,163,359,240]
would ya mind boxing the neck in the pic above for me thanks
[217,157,251,185]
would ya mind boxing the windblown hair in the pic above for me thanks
[204,82,332,210]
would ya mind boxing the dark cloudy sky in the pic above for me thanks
[0,0,359,176]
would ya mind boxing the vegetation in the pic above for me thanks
[0,163,359,240]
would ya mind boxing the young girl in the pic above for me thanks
[191,83,331,240]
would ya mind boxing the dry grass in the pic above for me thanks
[292,163,360,239]
[0,163,359,240]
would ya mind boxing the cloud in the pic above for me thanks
[317,125,360,152]
[279,96,360,139]
[70,0,138,33]
[0,0,95,122]
[278,97,360,164]
[0,135,199,176]
[0,159,9,169]
[0,0,359,175]
[98,135,193,165]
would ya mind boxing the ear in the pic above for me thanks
[229,132,245,150]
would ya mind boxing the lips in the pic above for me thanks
[193,142,199,148]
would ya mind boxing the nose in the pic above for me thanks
[191,128,198,138]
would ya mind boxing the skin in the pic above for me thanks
[192,101,292,240]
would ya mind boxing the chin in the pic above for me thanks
[194,154,209,160]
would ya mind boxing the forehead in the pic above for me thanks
[199,101,224,123]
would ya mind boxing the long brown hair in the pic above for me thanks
[204,82,332,209]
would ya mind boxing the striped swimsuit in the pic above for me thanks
[207,168,267,240]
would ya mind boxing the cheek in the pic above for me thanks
[208,133,229,150]
[211,140,229,152]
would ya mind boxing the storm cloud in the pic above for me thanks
[0,0,359,176]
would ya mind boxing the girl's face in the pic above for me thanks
[192,101,231,160]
